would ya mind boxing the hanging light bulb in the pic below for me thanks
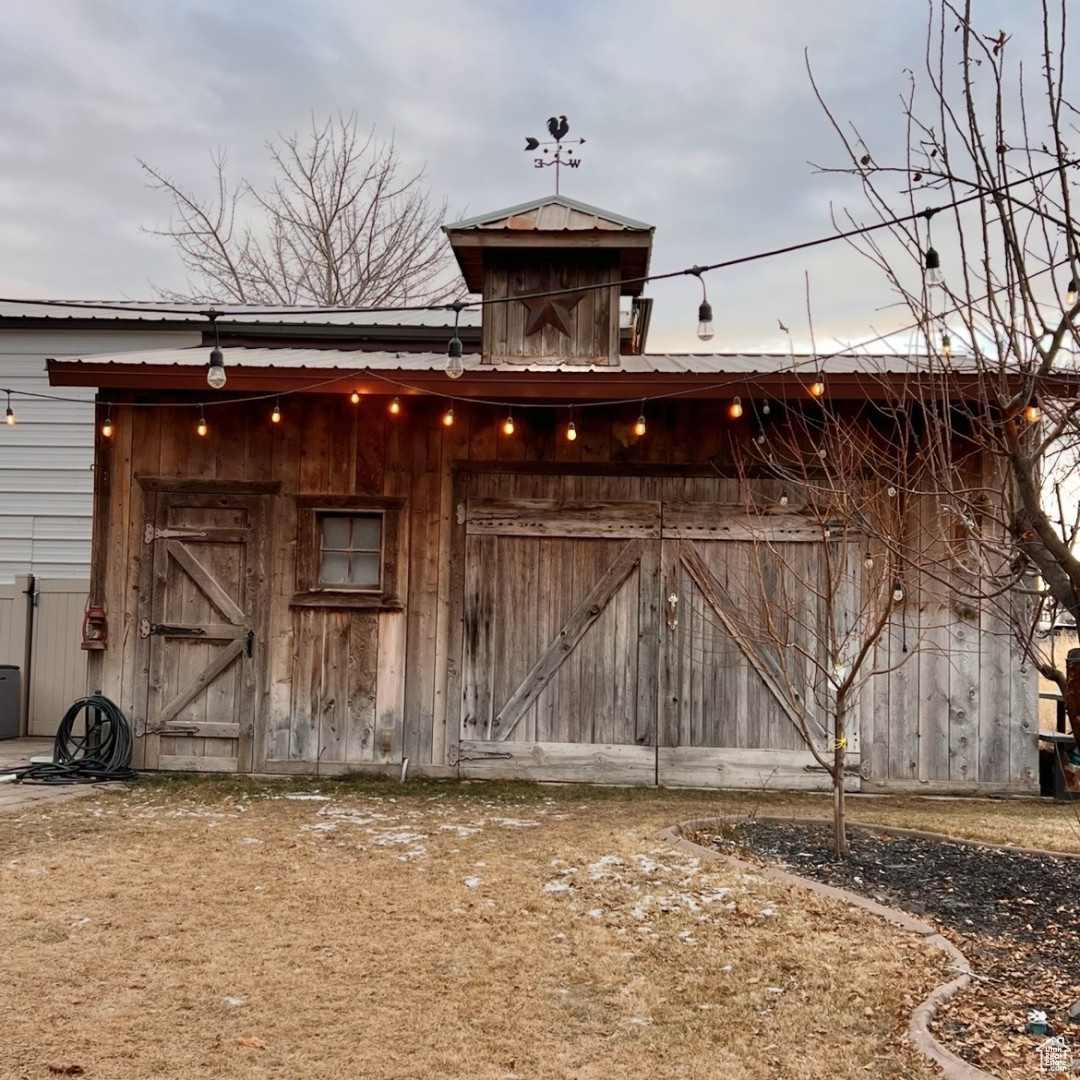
[1066,278,1078,306]
[445,335,464,380]
[101,415,114,438]
[892,580,905,603]
[442,405,455,427]
[809,373,826,398]
[728,396,743,419]
[634,412,647,437]
[196,413,208,437]
[502,411,515,436]
[754,428,766,446]
[818,445,827,458]
[207,347,226,389]
[924,246,944,286]
[271,400,282,424]
[445,300,467,378]
[887,484,898,498]
[779,491,789,507]
[350,390,361,405]
[697,300,714,341]
[566,420,577,442]
[762,401,771,416]
[863,551,874,570]
[389,397,401,415]
[4,391,14,427]
[1023,402,1041,422]
[205,311,226,389]
[941,332,952,359]
[690,267,714,341]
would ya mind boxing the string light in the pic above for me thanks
[1023,402,1041,422]
[271,399,282,424]
[4,391,13,427]
[566,407,577,442]
[762,401,771,416]
[445,302,465,379]
[101,414,114,438]
[817,445,827,458]
[196,411,208,437]
[941,331,952,359]
[892,580,905,603]
[634,405,647,437]
[924,246,944,287]
[690,267,714,341]
[1067,278,1078,306]
[502,410,515,436]
[809,373,825,398]
[887,485,898,498]
[350,390,361,404]
[779,491,789,507]
[206,310,226,389]
[727,396,743,419]
[864,551,874,570]
[389,397,401,415]
[442,404,454,427]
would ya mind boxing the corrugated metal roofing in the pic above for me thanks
[0,301,480,328]
[46,345,1001,376]
[445,195,653,233]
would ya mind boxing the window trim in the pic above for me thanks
[291,495,406,610]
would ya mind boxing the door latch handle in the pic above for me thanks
[245,629,254,658]
[666,592,679,630]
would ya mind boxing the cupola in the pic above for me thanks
[444,195,654,366]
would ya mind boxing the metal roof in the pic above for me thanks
[0,301,480,328]
[445,195,653,233]
[44,346,990,376]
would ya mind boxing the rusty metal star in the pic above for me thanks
[521,291,586,336]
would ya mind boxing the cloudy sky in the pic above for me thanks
[0,0,1055,352]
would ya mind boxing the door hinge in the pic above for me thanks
[139,618,208,638]
[144,524,208,544]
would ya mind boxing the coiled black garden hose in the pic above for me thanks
[11,694,136,783]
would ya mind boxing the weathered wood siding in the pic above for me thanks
[88,393,1037,790]
[482,252,620,365]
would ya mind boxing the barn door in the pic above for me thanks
[457,497,661,783]
[140,491,265,773]
[657,506,856,790]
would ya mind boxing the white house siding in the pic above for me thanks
[0,329,200,582]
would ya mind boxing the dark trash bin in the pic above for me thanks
[0,665,19,739]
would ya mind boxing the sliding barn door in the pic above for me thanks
[657,505,859,789]
[139,491,266,773]
[457,497,661,783]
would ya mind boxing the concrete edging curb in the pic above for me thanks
[658,819,997,1080]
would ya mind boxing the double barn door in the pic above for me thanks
[458,478,847,789]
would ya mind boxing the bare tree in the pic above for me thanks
[140,113,461,307]
[719,403,919,856]
[808,0,1080,735]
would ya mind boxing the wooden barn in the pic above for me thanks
[47,195,1037,792]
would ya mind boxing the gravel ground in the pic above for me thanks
[703,818,1080,1077]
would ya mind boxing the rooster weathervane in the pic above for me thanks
[524,115,586,195]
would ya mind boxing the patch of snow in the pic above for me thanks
[463,876,482,888]
[283,793,331,801]
[542,880,571,893]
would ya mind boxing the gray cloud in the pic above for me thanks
[0,0,1043,350]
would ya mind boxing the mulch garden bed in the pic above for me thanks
[702,817,1080,1077]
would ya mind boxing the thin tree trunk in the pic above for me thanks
[832,702,849,859]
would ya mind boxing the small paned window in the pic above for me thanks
[319,513,382,589]
[292,496,405,610]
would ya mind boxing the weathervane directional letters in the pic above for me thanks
[524,115,586,195]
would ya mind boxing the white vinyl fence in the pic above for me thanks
[0,575,88,737]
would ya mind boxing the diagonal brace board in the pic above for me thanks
[159,639,245,724]
[167,540,246,625]
[494,539,644,741]
[677,540,826,742]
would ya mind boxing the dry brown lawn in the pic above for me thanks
[0,779,1004,1080]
